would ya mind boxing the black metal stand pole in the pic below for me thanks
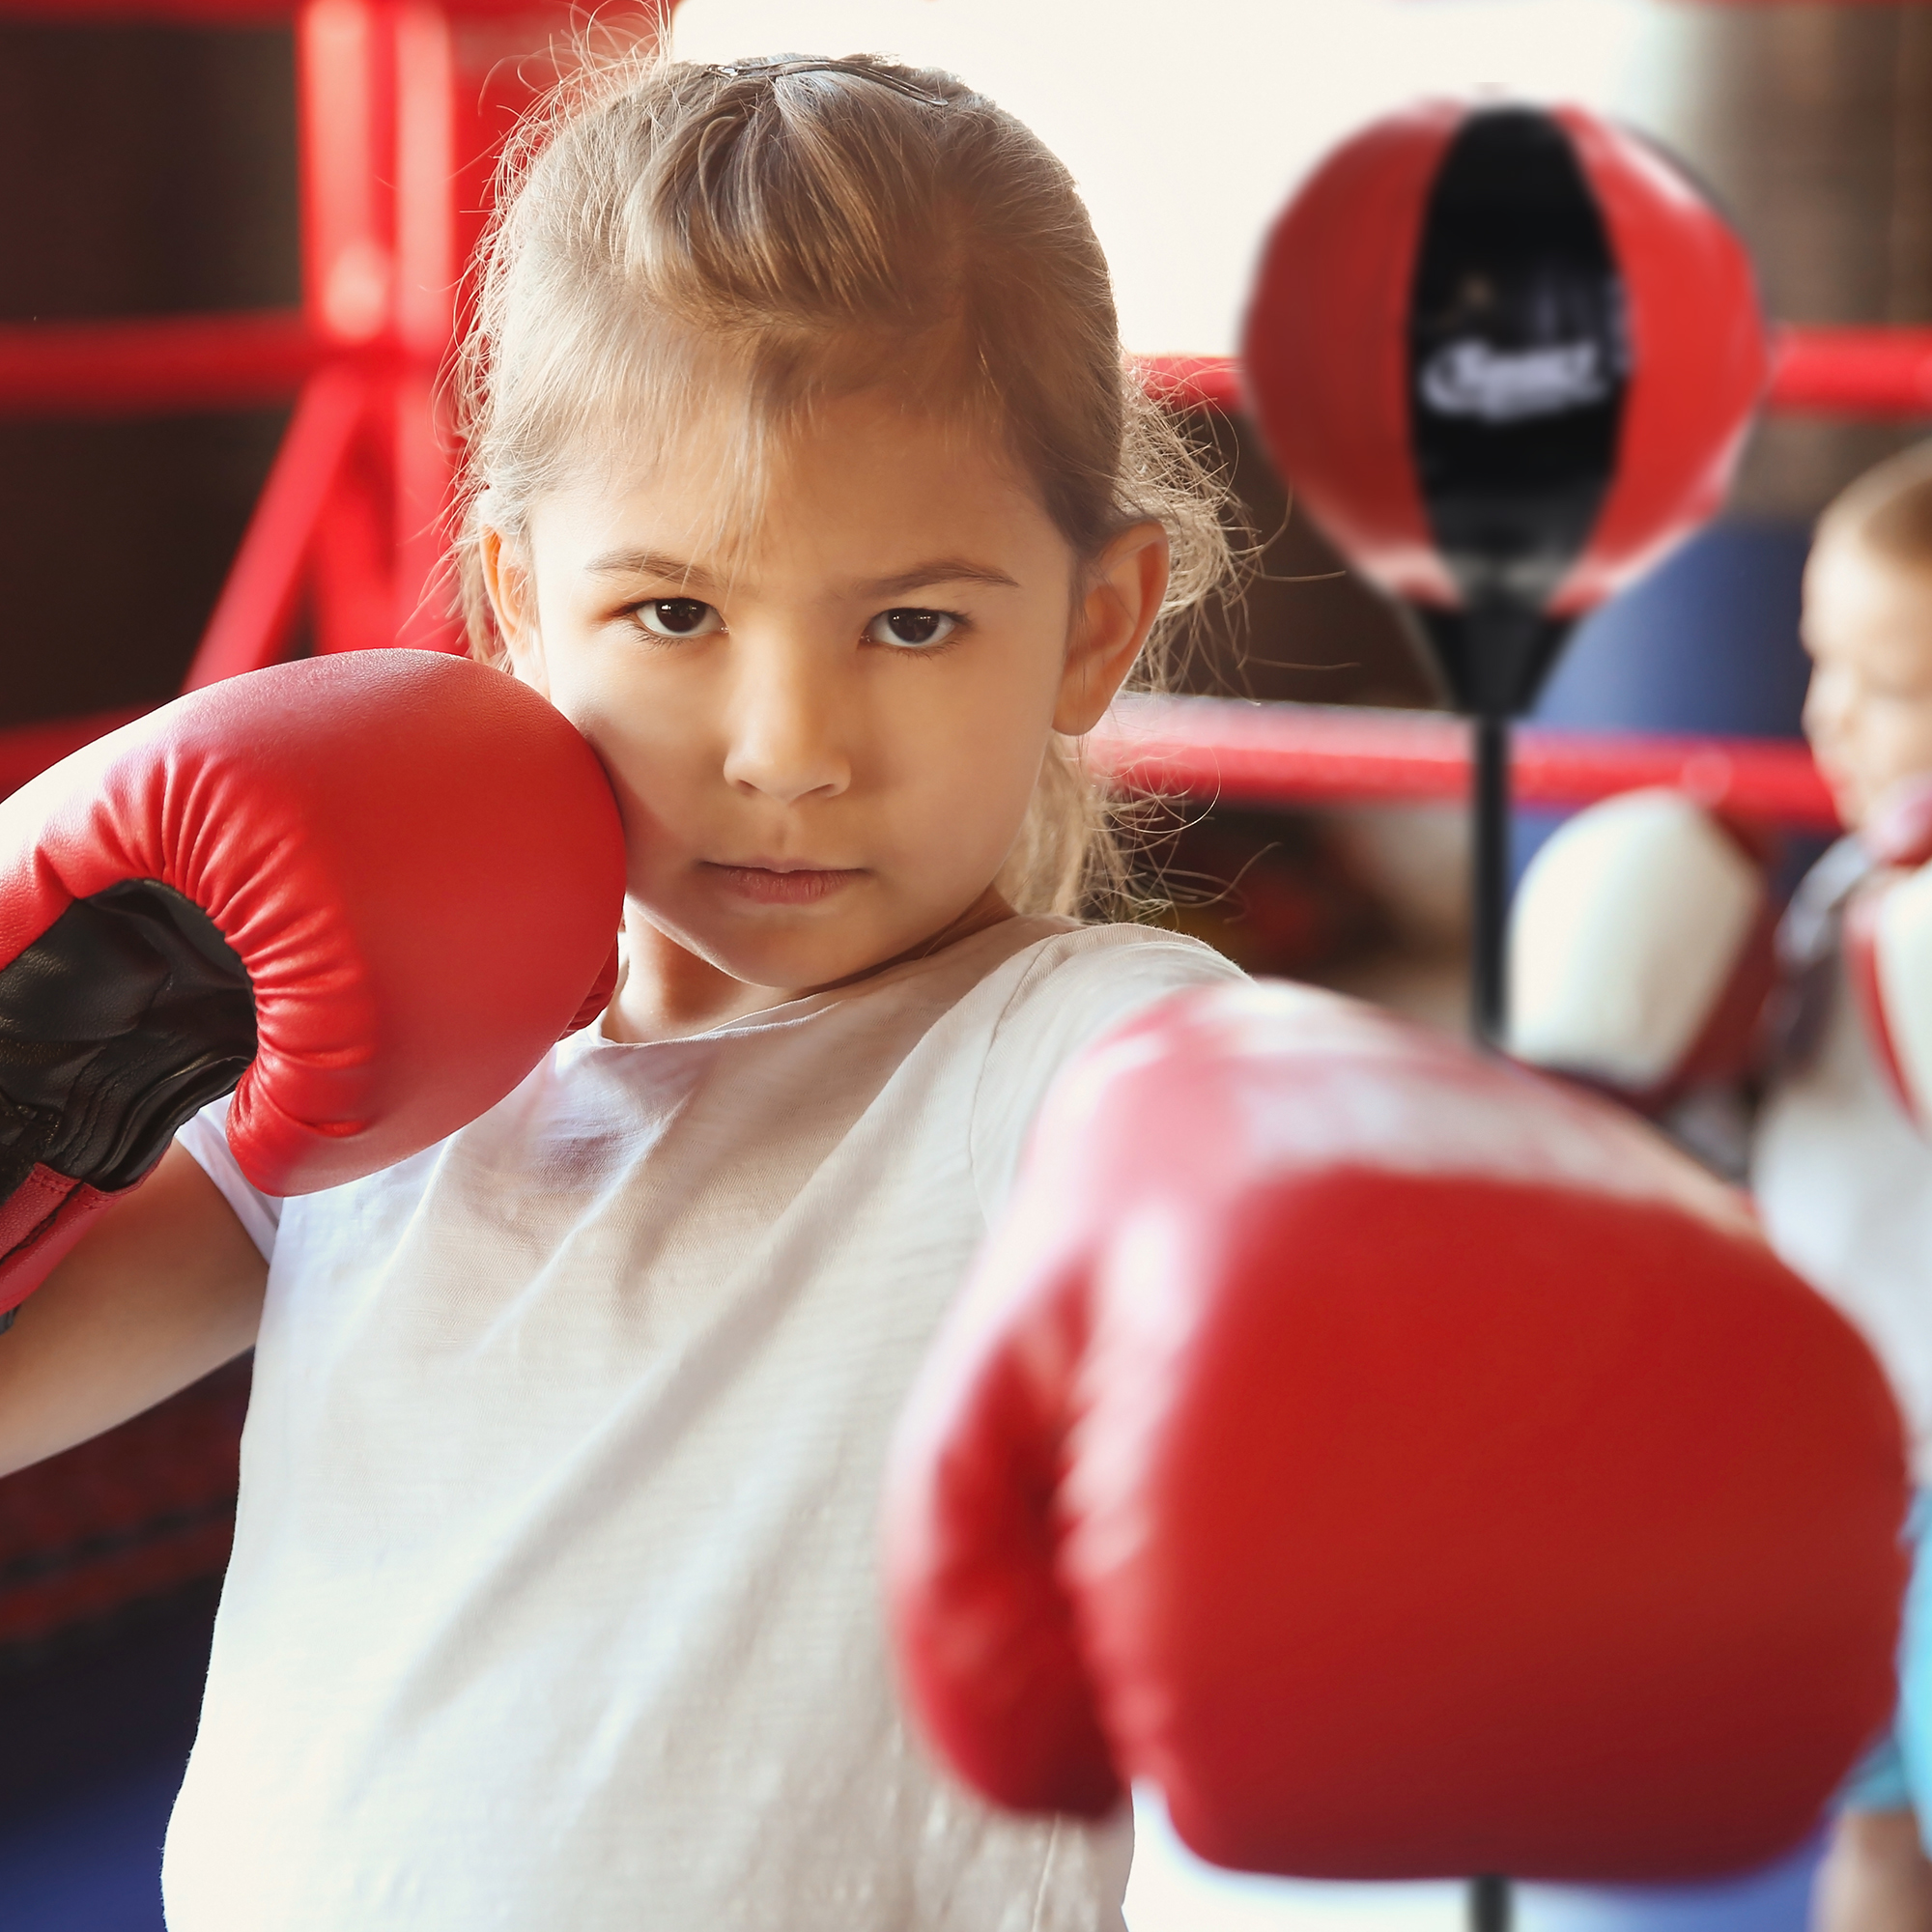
[1470,711,1511,1048]
[1469,714,1514,1931]
[1470,1872,1512,1931]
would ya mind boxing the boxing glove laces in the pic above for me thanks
[0,651,625,1324]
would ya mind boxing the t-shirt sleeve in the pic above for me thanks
[969,928,1246,1220]
[174,1094,282,1264]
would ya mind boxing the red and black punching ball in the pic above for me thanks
[1242,101,1766,1039]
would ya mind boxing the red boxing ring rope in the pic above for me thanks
[1134,331,1932,421]
[1091,695,1839,831]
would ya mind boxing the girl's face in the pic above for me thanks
[1803,532,1932,830]
[484,389,1166,1030]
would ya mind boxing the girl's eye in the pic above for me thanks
[635,598,723,639]
[865,608,959,649]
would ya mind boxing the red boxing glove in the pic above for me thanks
[884,982,1906,1884]
[0,651,624,1319]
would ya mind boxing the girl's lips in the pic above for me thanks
[701,862,867,905]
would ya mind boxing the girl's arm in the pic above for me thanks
[0,1143,267,1480]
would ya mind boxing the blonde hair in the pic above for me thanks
[454,49,1233,915]
[1818,440,1932,571]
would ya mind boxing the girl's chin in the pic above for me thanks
[668,910,898,990]
[634,874,998,997]
[705,923,947,1001]
[1829,781,1869,831]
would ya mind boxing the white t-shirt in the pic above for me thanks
[1755,956,1932,1486]
[164,916,1242,1932]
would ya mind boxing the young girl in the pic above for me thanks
[0,50,1244,1929]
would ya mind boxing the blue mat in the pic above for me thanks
[0,1586,213,1932]
[1127,1789,1822,1931]
[0,1758,181,1932]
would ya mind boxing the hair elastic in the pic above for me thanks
[707,58,949,107]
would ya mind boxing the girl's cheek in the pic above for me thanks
[1849,702,1931,815]
[1889,696,1932,785]
[552,635,675,744]
[923,693,1036,817]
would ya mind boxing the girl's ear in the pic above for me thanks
[480,526,549,696]
[1053,522,1170,736]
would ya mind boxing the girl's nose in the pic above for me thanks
[721,650,852,805]
[1804,665,1856,750]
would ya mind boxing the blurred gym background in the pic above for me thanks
[0,0,1919,1924]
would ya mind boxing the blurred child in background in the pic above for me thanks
[1768,448,1932,1932]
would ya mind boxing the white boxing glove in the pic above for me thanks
[1509,788,1774,1103]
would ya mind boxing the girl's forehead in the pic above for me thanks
[551,384,1057,571]
[1806,537,1932,672]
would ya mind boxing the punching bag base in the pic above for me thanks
[1409,605,1575,721]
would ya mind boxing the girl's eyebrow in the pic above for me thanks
[585,547,718,589]
[582,550,1019,597]
[858,559,1020,597]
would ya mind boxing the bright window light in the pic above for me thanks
[672,0,1656,357]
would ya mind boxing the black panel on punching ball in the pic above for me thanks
[1406,107,1630,718]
